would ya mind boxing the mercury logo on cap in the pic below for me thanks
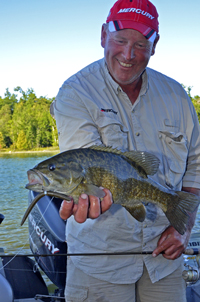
[106,0,159,42]
[118,8,155,20]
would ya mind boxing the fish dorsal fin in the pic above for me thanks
[89,145,122,154]
[89,145,160,178]
[123,150,160,177]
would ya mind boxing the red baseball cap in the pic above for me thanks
[106,0,159,42]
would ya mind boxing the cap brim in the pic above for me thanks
[108,21,156,41]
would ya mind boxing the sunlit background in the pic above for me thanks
[0,0,199,99]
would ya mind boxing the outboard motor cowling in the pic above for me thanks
[28,190,67,290]
[0,214,4,224]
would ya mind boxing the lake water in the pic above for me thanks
[0,152,59,290]
[0,152,59,254]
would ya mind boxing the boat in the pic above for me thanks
[0,191,67,301]
[183,232,200,301]
[0,191,200,301]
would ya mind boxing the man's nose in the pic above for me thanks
[123,45,135,60]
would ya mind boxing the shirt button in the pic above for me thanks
[135,132,140,136]
[143,224,147,228]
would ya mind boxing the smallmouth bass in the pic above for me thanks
[22,145,199,234]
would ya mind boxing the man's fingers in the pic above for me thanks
[74,193,89,223]
[101,188,113,213]
[162,247,183,260]
[152,226,186,259]
[59,195,89,223]
[59,199,75,220]
[152,244,165,257]
[88,195,101,219]
[59,188,113,223]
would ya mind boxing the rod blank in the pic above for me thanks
[0,249,199,258]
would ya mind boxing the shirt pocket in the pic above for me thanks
[96,114,129,151]
[158,130,188,189]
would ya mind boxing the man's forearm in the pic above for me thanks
[182,187,200,196]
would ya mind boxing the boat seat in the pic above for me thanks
[0,273,14,302]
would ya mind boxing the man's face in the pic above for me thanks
[101,25,158,86]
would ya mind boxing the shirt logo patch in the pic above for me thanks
[101,108,118,115]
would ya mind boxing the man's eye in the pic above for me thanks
[115,39,125,45]
[134,42,149,50]
[135,43,146,49]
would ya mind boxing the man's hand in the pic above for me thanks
[59,188,113,223]
[152,226,191,260]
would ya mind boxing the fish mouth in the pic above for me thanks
[26,169,50,191]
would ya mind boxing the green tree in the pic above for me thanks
[0,132,5,149]
[16,130,29,150]
[0,104,13,147]
[0,88,18,112]
[191,96,200,123]
[0,87,58,150]
[182,84,193,99]
[182,85,200,123]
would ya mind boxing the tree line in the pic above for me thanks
[0,87,58,150]
[182,85,200,123]
[0,86,199,151]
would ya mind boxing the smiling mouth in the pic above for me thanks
[117,59,133,68]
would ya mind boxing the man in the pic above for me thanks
[51,0,200,301]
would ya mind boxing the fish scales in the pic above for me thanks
[69,149,135,202]
[70,149,172,212]
[22,145,200,234]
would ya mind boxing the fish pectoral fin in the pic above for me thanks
[122,203,146,222]
[80,184,106,199]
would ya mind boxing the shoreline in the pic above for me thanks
[0,149,60,154]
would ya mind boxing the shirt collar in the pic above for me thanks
[140,69,149,96]
[102,59,119,93]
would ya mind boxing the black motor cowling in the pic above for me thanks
[28,190,67,289]
[0,214,4,225]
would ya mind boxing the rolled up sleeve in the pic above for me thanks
[182,104,200,189]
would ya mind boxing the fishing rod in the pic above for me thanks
[0,248,199,257]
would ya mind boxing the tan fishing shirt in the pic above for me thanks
[51,58,200,284]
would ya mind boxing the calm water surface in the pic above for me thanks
[0,152,59,289]
[0,152,59,255]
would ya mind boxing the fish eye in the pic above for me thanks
[48,164,56,171]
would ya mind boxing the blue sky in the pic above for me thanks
[0,0,199,98]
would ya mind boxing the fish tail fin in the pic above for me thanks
[165,191,199,235]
